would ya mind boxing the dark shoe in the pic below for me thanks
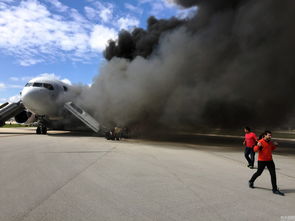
[273,189,285,196]
[247,164,251,168]
[250,166,254,169]
[249,181,254,188]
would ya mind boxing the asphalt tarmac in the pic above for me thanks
[0,128,294,221]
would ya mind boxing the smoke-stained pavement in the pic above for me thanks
[0,128,294,221]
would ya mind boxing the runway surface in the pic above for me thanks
[0,128,294,221]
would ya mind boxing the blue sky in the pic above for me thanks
[0,0,196,103]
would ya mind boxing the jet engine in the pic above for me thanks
[15,111,32,123]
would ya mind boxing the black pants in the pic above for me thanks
[249,160,277,191]
[244,147,255,166]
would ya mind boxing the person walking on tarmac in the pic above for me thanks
[248,130,284,196]
[243,127,257,169]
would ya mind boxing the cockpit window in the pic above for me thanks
[25,82,54,90]
[44,83,54,90]
[33,82,42,87]
[25,82,33,87]
[63,86,68,91]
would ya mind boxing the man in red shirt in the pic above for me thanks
[248,130,284,196]
[243,127,257,169]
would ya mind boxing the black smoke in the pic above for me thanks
[104,16,184,60]
[79,0,295,131]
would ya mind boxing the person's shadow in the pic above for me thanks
[254,186,295,194]
[280,189,295,193]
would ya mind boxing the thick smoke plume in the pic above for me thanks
[78,0,295,131]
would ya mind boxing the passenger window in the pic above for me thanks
[63,86,68,91]
[44,83,54,90]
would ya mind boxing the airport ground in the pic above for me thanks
[0,127,294,221]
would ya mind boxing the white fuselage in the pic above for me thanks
[21,77,71,116]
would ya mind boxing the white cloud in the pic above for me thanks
[176,7,197,19]
[0,83,6,89]
[0,0,118,66]
[117,16,140,30]
[0,82,22,89]
[9,74,72,85]
[138,0,180,16]
[0,96,16,104]
[0,94,21,103]
[124,3,143,14]
[20,58,45,67]
[0,0,16,8]
[9,76,34,82]
[88,2,114,23]
[162,0,177,8]
[9,85,23,89]
[84,6,97,20]
[99,7,112,22]
[45,0,68,12]
[151,2,166,13]
[8,94,21,103]
[36,73,72,85]
[138,0,152,4]
[38,73,59,79]
[89,25,117,51]
[9,77,19,81]
[163,0,198,18]
[69,8,89,24]
[85,5,113,23]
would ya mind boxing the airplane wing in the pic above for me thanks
[0,101,25,126]
[64,102,100,133]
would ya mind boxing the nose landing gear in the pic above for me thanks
[36,125,47,134]
[36,116,47,135]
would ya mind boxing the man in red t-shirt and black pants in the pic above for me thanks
[243,127,257,169]
[249,130,284,196]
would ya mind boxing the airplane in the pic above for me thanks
[0,76,100,134]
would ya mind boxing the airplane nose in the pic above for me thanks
[21,88,52,115]
[22,88,41,105]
